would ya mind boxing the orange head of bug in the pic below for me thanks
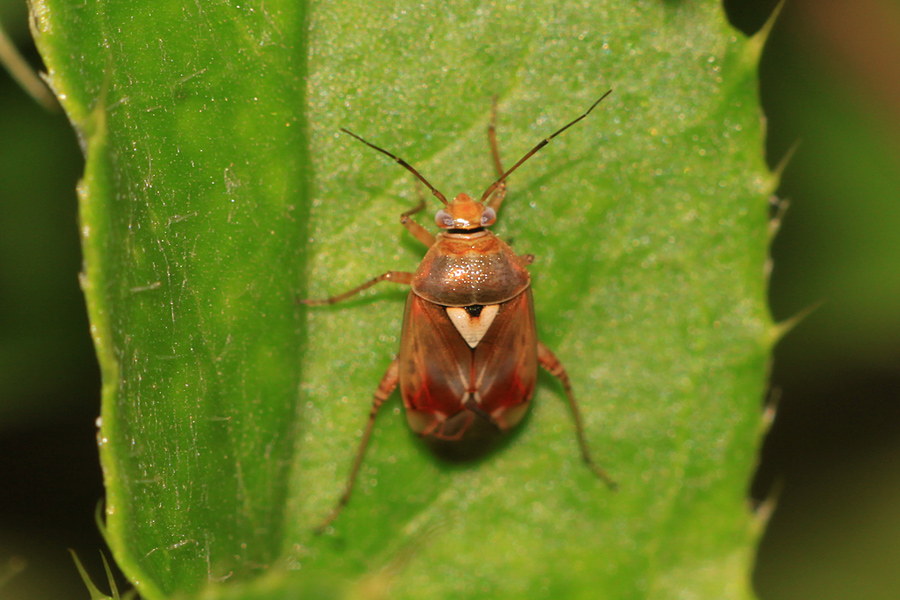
[434,193,497,231]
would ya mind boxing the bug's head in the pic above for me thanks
[435,193,496,231]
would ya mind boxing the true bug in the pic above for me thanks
[305,92,616,532]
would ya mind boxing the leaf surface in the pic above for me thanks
[31,0,772,597]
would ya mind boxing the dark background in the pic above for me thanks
[2,0,898,597]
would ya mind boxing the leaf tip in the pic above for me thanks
[742,0,786,67]
[768,300,824,345]
[765,140,800,196]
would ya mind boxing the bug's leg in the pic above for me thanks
[400,192,435,247]
[489,97,506,176]
[537,341,617,489]
[518,253,535,267]
[300,271,414,305]
[486,97,508,211]
[316,358,400,533]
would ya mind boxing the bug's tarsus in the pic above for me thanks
[537,341,617,490]
[315,359,400,534]
[399,196,437,247]
[480,89,613,204]
[517,254,535,267]
[401,197,427,219]
[341,128,449,206]
[300,271,414,306]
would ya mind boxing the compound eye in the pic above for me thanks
[435,209,454,229]
[480,207,497,226]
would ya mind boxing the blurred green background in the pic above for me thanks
[1,0,898,598]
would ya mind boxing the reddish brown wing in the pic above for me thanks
[398,289,537,439]
[398,291,471,437]
[471,289,537,430]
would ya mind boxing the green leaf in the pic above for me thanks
[31,0,772,598]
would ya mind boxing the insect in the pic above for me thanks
[305,92,617,532]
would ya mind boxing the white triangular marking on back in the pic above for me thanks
[446,304,500,348]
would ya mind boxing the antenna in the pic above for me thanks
[479,90,613,203]
[341,128,449,206]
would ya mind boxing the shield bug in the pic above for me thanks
[305,92,616,532]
